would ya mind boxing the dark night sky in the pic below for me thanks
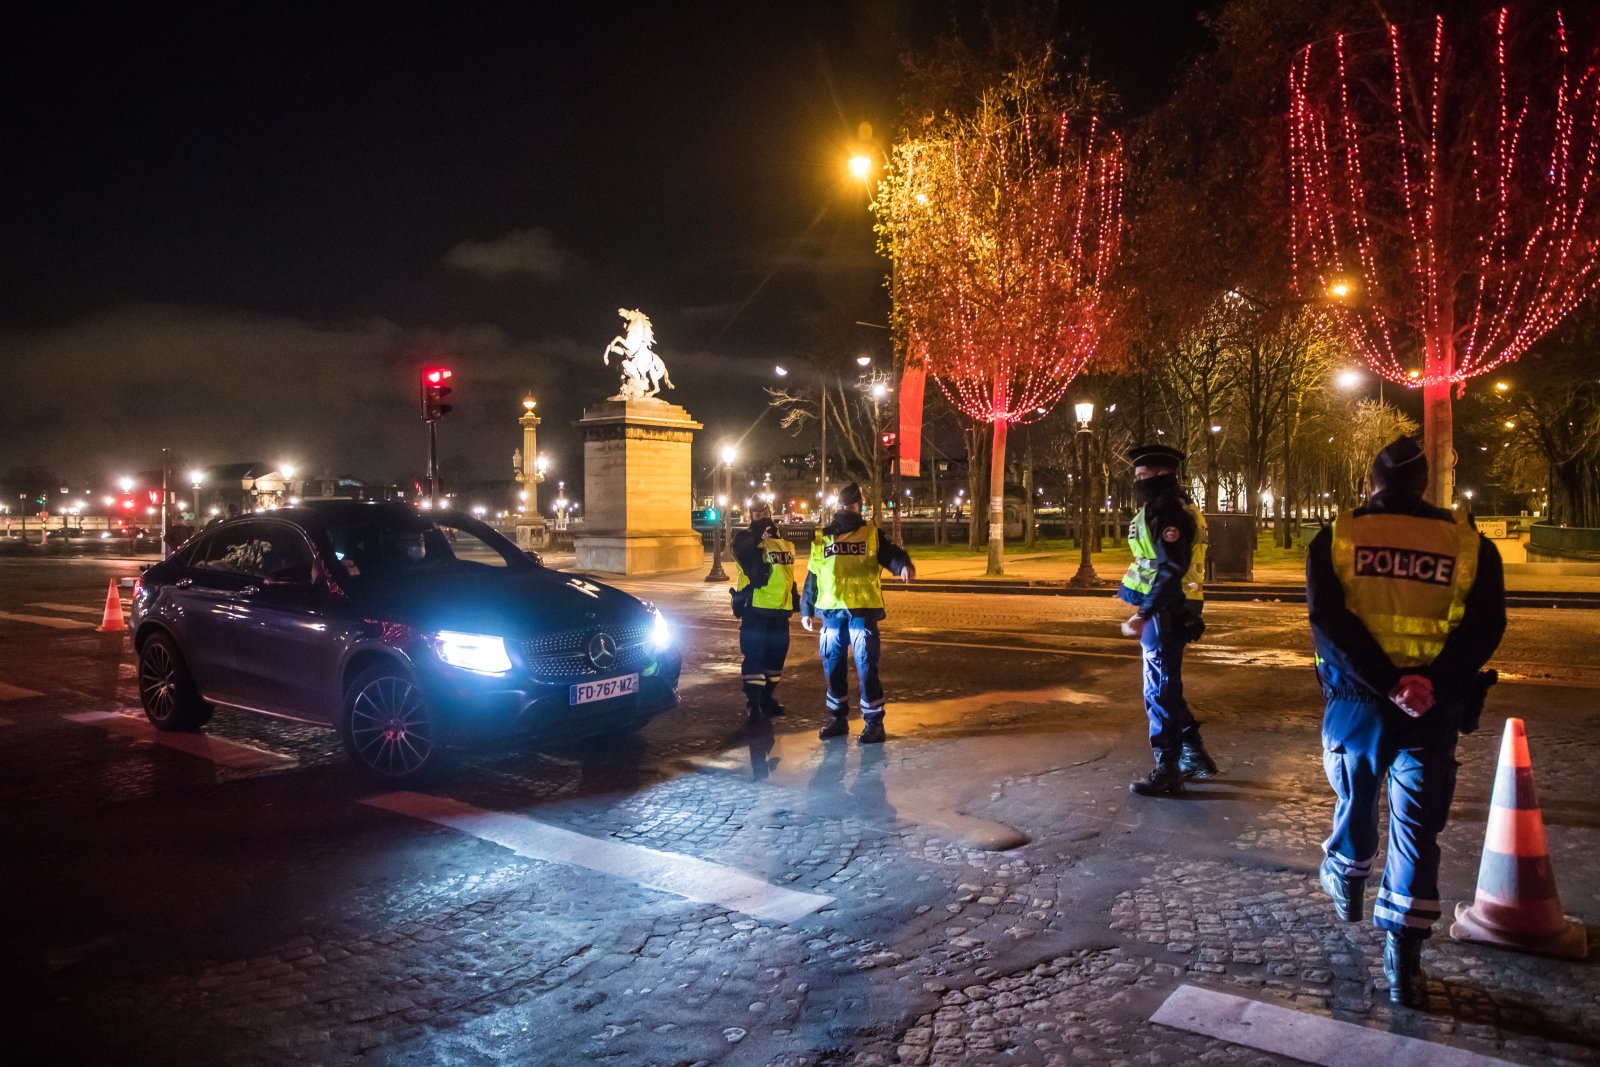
[1,2,1214,496]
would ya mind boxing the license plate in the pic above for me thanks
[570,673,639,705]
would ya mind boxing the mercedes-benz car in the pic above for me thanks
[128,501,681,783]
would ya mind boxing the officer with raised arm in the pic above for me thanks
[799,482,914,744]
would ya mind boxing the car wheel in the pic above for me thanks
[137,632,215,732]
[341,664,449,784]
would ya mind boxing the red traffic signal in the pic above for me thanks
[879,431,898,451]
[421,366,454,421]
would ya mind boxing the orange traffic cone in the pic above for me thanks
[95,579,126,633]
[1451,717,1587,959]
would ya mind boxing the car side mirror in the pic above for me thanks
[525,550,544,566]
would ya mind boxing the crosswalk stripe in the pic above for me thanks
[0,612,94,630]
[0,682,44,700]
[1151,984,1518,1067]
[363,791,833,924]
[28,602,114,616]
[63,711,295,769]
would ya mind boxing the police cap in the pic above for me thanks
[1126,443,1185,470]
[836,481,864,506]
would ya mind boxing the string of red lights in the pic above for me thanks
[894,113,1124,425]
[1288,6,1600,390]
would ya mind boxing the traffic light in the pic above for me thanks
[879,430,899,472]
[421,367,454,422]
[705,506,719,523]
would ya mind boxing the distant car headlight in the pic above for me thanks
[650,610,673,652]
[428,631,512,675]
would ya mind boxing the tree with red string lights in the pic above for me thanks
[1288,4,1600,507]
[877,70,1124,575]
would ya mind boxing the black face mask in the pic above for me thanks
[1135,472,1180,505]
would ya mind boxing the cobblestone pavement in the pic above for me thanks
[1,559,1596,1065]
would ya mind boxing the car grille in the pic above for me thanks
[521,622,652,681]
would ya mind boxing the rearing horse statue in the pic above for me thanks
[603,308,675,400]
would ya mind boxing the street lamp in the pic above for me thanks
[189,470,204,520]
[1069,401,1101,588]
[705,443,736,582]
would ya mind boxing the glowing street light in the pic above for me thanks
[1336,368,1364,390]
[848,154,874,182]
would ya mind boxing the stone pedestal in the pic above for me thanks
[574,399,704,574]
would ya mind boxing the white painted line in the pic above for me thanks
[29,602,115,616]
[1151,985,1520,1067]
[0,612,94,630]
[0,681,44,701]
[63,711,295,769]
[363,791,833,924]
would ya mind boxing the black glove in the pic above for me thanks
[1459,669,1498,735]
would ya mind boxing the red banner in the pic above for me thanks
[897,365,926,477]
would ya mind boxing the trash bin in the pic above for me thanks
[1204,513,1254,582]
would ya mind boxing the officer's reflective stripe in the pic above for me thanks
[734,535,797,611]
[812,524,884,610]
[1374,902,1438,929]
[1325,850,1374,877]
[1331,509,1477,667]
[742,674,767,684]
[1374,889,1437,910]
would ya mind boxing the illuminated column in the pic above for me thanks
[513,395,548,549]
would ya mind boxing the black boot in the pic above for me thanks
[761,682,786,718]
[818,715,849,739]
[1178,735,1220,779]
[1384,932,1427,1009]
[1129,750,1187,796]
[1318,857,1366,922]
[858,718,886,745]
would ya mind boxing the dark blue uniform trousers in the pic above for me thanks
[1322,703,1458,938]
[738,613,790,691]
[819,616,883,720]
[1140,611,1199,751]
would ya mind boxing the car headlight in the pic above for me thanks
[650,610,673,652]
[428,631,512,675]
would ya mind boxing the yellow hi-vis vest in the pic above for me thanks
[1330,508,1479,667]
[810,522,884,610]
[1121,502,1207,602]
[734,535,797,611]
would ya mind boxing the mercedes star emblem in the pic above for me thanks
[587,631,618,670]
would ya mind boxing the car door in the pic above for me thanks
[168,523,267,700]
[216,521,345,721]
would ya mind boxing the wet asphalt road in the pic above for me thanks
[1,554,1597,1065]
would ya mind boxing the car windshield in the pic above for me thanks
[323,513,531,578]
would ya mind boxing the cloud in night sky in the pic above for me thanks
[442,228,576,282]
[1,305,569,486]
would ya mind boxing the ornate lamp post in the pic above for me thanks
[704,443,735,582]
[189,470,205,521]
[1069,401,1101,588]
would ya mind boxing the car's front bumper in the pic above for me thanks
[414,649,683,747]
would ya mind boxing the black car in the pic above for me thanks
[129,501,681,782]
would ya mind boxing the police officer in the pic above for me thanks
[1118,443,1219,796]
[731,499,798,719]
[1307,436,1505,1008]
[800,482,915,744]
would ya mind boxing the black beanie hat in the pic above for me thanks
[1371,436,1428,494]
[837,482,863,506]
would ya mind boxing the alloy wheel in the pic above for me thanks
[347,674,435,778]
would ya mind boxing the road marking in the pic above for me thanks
[0,612,94,630]
[63,711,295,769]
[0,682,45,700]
[29,602,115,616]
[1151,984,1519,1067]
[363,791,833,924]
